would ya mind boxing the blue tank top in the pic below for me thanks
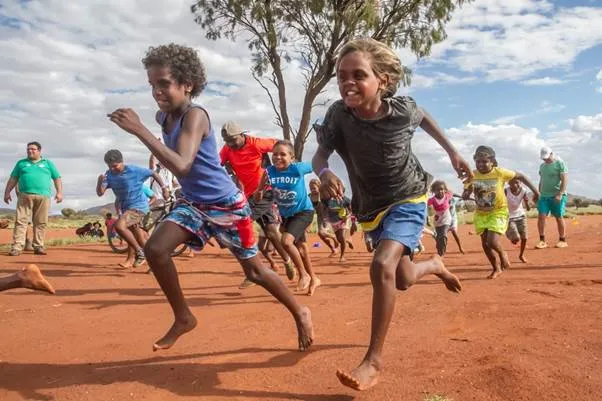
[160,104,238,204]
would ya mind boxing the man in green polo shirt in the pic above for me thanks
[535,146,568,249]
[3,141,63,256]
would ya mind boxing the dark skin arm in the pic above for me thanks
[107,107,207,178]
[254,171,270,202]
[513,172,540,203]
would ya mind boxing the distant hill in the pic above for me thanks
[84,203,117,216]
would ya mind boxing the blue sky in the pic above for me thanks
[0,0,601,213]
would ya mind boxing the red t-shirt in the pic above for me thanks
[219,136,278,197]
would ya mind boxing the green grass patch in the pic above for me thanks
[0,236,104,252]
[0,214,105,230]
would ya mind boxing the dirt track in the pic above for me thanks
[1,216,601,401]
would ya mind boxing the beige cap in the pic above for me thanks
[221,121,246,138]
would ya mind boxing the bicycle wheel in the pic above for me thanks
[107,225,129,254]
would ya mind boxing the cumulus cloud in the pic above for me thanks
[0,0,600,214]
[521,77,566,86]
[596,69,602,93]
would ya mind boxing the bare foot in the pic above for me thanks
[459,248,466,255]
[431,255,462,293]
[339,256,346,263]
[336,360,381,391]
[19,264,55,294]
[487,269,503,279]
[118,260,133,269]
[307,277,321,296]
[519,254,528,263]
[501,256,511,271]
[153,314,198,351]
[329,250,338,258]
[347,241,354,250]
[297,274,310,292]
[295,305,314,351]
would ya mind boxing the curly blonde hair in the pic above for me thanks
[336,38,403,98]
[142,43,207,98]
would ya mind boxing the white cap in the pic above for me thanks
[540,146,552,160]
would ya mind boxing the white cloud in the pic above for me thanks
[427,0,602,81]
[569,114,602,133]
[596,69,602,92]
[0,0,600,214]
[521,77,566,86]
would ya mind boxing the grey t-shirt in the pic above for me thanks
[315,96,432,222]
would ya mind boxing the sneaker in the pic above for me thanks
[284,261,296,281]
[33,247,47,255]
[8,249,20,256]
[535,241,548,249]
[555,240,568,248]
[133,250,146,267]
[238,277,256,289]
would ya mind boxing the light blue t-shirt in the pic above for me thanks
[266,162,314,218]
[105,165,154,213]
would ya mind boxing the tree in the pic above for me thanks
[61,208,76,218]
[573,198,582,209]
[191,0,471,160]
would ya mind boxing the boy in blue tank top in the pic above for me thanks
[107,43,313,353]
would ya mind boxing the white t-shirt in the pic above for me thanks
[506,187,526,219]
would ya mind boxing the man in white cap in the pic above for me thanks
[535,146,568,249]
[219,121,294,288]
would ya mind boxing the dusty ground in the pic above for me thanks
[0,216,601,401]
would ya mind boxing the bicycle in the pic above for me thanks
[107,197,188,257]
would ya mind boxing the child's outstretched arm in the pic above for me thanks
[312,145,344,200]
[419,108,472,182]
[254,171,269,202]
[513,172,540,202]
[108,108,207,178]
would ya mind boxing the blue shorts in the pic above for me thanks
[364,202,427,253]
[164,192,258,260]
[537,195,567,218]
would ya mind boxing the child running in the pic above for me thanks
[312,38,467,391]
[427,180,464,256]
[462,146,539,279]
[322,187,355,262]
[107,43,313,352]
[505,177,531,263]
[308,178,339,255]
[96,150,168,268]
[257,140,321,295]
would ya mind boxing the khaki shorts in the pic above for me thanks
[122,209,146,228]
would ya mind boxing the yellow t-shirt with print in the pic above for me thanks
[467,167,516,215]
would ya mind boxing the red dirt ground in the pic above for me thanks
[0,216,601,401]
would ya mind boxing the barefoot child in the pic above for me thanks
[312,38,468,391]
[427,181,464,256]
[0,264,55,294]
[322,187,354,262]
[462,146,539,279]
[505,178,531,263]
[308,178,339,255]
[257,140,321,296]
[96,150,169,268]
[107,43,313,352]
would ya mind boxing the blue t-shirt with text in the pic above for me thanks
[105,165,154,213]
[266,162,314,218]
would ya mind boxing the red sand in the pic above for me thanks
[0,216,601,401]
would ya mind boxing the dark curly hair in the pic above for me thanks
[104,149,123,165]
[142,43,207,98]
[430,180,448,193]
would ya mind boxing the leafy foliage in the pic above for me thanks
[191,0,471,159]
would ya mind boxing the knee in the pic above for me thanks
[243,259,266,283]
[281,236,295,249]
[370,257,396,286]
[144,239,167,261]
